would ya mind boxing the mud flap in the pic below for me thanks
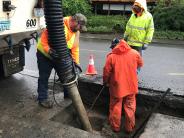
[2,46,25,77]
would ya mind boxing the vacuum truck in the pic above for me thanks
[0,0,45,77]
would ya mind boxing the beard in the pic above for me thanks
[71,28,78,32]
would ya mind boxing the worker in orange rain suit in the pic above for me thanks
[103,38,143,133]
[36,13,87,108]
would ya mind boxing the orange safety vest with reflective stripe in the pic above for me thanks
[64,16,79,64]
[37,16,80,64]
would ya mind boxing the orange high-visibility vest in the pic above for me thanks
[37,16,80,64]
[64,16,79,64]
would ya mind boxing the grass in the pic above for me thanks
[154,30,184,40]
[87,15,127,33]
[86,15,184,40]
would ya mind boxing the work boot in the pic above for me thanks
[112,127,120,133]
[39,99,53,109]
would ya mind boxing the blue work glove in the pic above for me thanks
[137,67,141,74]
[48,48,60,59]
[142,44,148,50]
[123,35,128,42]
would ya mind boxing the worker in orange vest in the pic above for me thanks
[103,38,143,133]
[37,13,87,108]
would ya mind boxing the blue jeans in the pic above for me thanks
[37,51,54,101]
[37,51,69,101]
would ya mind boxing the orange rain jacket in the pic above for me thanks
[103,40,143,98]
[37,16,80,64]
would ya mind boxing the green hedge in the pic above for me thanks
[86,15,184,40]
[62,0,92,16]
[154,30,184,40]
[61,0,184,40]
[153,3,184,31]
[87,15,127,33]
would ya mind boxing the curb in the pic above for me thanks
[80,33,184,46]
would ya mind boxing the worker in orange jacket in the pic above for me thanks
[103,38,143,133]
[37,13,87,108]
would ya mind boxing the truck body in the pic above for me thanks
[0,0,45,77]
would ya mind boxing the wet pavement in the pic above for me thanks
[79,37,184,95]
[140,113,184,138]
[0,74,104,138]
[0,34,184,137]
[24,36,184,95]
[1,73,184,138]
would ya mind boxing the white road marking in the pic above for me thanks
[168,73,184,76]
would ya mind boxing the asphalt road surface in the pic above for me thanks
[24,37,184,95]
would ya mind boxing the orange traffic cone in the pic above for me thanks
[86,54,97,75]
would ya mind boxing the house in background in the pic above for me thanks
[90,0,156,15]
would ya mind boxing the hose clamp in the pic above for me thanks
[61,75,78,86]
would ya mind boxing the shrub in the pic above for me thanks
[62,0,92,16]
[154,30,184,40]
[87,15,127,33]
[153,4,184,31]
[87,14,184,40]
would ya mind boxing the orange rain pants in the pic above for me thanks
[109,94,136,132]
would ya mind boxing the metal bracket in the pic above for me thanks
[3,35,14,54]
[30,31,39,42]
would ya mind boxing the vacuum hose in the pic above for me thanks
[43,0,92,132]
[44,0,74,83]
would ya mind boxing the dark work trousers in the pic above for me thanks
[37,51,68,101]
[130,46,142,74]
[130,46,142,56]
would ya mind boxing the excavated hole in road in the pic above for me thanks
[51,100,150,137]
[50,82,184,138]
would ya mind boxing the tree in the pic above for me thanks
[62,0,92,16]
[157,0,184,7]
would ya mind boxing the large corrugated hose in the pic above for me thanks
[43,0,93,132]
[44,0,75,83]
